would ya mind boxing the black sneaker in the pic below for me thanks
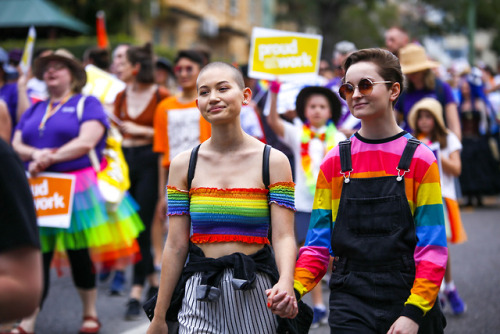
[125,298,141,320]
[146,286,159,302]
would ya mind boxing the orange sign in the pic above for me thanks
[28,172,75,228]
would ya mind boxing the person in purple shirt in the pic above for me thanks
[395,44,461,140]
[0,47,30,135]
[11,49,143,334]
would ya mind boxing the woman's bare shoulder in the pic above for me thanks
[268,146,293,183]
[168,149,194,188]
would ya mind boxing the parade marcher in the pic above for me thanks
[408,97,467,315]
[458,76,500,206]
[267,82,345,328]
[275,48,448,333]
[0,100,10,142]
[385,26,410,57]
[325,41,360,138]
[11,49,143,334]
[113,42,170,319]
[153,50,211,222]
[0,138,42,324]
[0,47,30,136]
[154,57,176,93]
[147,62,305,334]
[396,43,462,140]
[110,44,131,81]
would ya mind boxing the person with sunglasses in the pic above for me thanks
[272,48,448,334]
[153,49,211,258]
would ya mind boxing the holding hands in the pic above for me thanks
[265,280,298,319]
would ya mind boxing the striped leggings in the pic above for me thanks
[178,268,278,333]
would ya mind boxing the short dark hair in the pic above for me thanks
[175,50,205,68]
[343,48,404,106]
[83,47,110,70]
[126,42,154,84]
[197,62,245,90]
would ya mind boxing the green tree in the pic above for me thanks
[277,0,399,57]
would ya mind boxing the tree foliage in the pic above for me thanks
[277,0,399,58]
[51,0,136,35]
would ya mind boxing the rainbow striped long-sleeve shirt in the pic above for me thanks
[294,132,448,318]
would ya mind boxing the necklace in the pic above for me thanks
[300,121,337,196]
[39,93,73,137]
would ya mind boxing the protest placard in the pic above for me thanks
[82,64,126,106]
[28,172,75,229]
[248,27,323,81]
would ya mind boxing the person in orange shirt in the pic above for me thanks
[153,50,211,230]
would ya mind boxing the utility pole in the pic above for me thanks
[467,0,476,66]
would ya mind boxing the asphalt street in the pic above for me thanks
[30,196,500,334]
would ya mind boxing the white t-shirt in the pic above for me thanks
[439,132,462,199]
[281,119,346,212]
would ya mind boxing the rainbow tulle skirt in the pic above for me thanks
[443,197,467,244]
[39,165,144,275]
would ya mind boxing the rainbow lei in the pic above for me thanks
[300,121,337,196]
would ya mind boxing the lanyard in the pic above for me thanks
[38,93,72,137]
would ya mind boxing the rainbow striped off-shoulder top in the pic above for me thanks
[167,182,295,244]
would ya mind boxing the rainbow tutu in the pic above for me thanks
[39,165,144,275]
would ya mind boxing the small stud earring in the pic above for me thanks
[243,100,248,105]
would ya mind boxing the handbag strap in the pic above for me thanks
[76,96,101,172]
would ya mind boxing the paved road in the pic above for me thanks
[33,197,500,333]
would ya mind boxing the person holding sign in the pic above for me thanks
[266,82,345,328]
[272,49,448,334]
[147,62,307,334]
[11,49,143,334]
[113,42,170,319]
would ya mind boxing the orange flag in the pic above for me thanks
[96,10,109,49]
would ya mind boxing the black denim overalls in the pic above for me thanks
[328,138,445,333]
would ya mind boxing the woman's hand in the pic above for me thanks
[146,317,168,334]
[120,121,153,137]
[387,316,418,334]
[266,280,298,319]
[29,148,55,175]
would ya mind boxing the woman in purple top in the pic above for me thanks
[396,44,461,141]
[11,49,143,334]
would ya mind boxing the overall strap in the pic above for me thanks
[187,144,201,190]
[262,144,271,189]
[339,140,352,172]
[397,138,420,171]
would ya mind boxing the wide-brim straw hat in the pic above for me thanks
[34,49,87,91]
[295,86,341,125]
[399,44,440,74]
[408,97,448,133]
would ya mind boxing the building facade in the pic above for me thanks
[131,0,276,64]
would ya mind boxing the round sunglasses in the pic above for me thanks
[339,78,392,100]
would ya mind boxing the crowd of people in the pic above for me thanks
[1,23,500,334]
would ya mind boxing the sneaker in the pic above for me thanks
[310,306,328,329]
[125,298,141,320]
[99,270,111,283]
[446,289,467,315]
[145,286,159,302]
[109,271,126,296]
